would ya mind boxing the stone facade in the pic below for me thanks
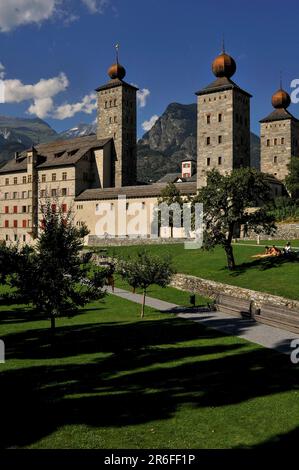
[196,87,251,188]
[260,118,299,180]
[97,82,137,187]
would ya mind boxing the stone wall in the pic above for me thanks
[171,273,299,310]
[88,236,188,246]
[243,222,299,241]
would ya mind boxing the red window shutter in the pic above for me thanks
[13,220,18,228]
[40,219,46,229]
[51,204,56,213]
[22,220,27,228]
[5,220,9,228]
[5,206,9,214]
[62,204,67,213]
[13,206,17,213]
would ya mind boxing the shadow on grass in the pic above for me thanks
[227,254,299,277]
[1,313,299,448]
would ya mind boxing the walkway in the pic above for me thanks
[108,287,298,356]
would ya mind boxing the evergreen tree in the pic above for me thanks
[285,157,299,200]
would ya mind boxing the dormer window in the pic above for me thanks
[54,151,64,158]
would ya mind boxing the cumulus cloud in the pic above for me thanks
[54,92,97,119]
[0,0,109,32]
[0,0,58,32]
[81,0,109,14]
[137,88,150,108]
[142,114,159,132]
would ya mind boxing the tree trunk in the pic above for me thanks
[224,243,236,270]
[141,289,146,318]
[132,286,136,294]
[50,316,55,332]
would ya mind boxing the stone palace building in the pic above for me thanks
[0,48,297,245]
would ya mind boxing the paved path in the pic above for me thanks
[108,287,298,356]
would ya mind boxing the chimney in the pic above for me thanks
[14,151,19,161]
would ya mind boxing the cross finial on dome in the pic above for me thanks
[222,34,225,53]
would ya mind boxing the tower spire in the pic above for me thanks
[280,70,283,89]
[222,34,225,53]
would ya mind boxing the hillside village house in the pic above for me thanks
[0,48,295,245]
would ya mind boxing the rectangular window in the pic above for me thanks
[218,157,222,165]
[5,235,9,241]
[274,156,278,164]
[22,206,26,213]
[14,234,18,242]
[22,191,27,199]
[28,191,32,198]
[62,172,67,181]
[281,138,285,145]
[62,204,67,213]
[4,220,9,228]
[218,113,222,122]
[28,175,32,183]
[206,137,210,145]
[22,176,26,184]
[5,206,9,214]
[13,206,18,213]
[218,135,222,144]
[267,139,270,147]
[41,174,46,182]
[274,138,277,145]
[40,190,46,198]
[207,115,211,124]
[13,220,18,228]
[5,178,9,185]
[4,193,9,200]
[52,173,56,182]
[207,158,211,166]
[51,189,57,197]
[14,177,18,185]
[51,204,56,213]
[13,192,17,199]
[61,188,67,196]
[23,235,26,242]
[22,220,27,228]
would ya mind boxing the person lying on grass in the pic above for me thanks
[252,245,282,259]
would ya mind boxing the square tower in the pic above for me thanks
[96,64,138,188]
[195,51,251,188]
[260,88,299,181]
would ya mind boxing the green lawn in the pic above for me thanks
[101,243,299,301]
[1,295,299,449]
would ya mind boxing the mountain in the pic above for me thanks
[56,122,97,140]
[0,116,57,163]
[137,102,260,182]
[0,104,260,180]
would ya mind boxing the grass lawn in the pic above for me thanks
[1,294,299,449]
[100,243,299,301]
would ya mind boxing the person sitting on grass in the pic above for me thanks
[283,242,292,257]
[252,245,281,259]
[270,245,282,256]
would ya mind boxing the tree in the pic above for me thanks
[158,182,184,237]
[285,157,299,200]
[192,168,277,270]
[13,203,106,333]
[117,250,176,318]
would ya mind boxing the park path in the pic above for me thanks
[107,286,298,356]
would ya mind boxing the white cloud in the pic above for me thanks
[81,0,109,14]
[28,97,54,119]
[0,0,58,32]
[54,92,97,119]
[142,114,159,132]
[131,84,150,108]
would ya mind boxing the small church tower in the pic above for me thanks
[260,84,299,181]
[96,46,138,187]
[196,45,251,188]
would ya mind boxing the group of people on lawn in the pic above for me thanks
[253,242,292,259]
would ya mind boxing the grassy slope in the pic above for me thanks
[1,295,299,449]
[100,243,299,301]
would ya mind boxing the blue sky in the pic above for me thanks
[0,0,299,137]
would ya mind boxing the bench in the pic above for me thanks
[215,294,252,319]
[255,303,299,334]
